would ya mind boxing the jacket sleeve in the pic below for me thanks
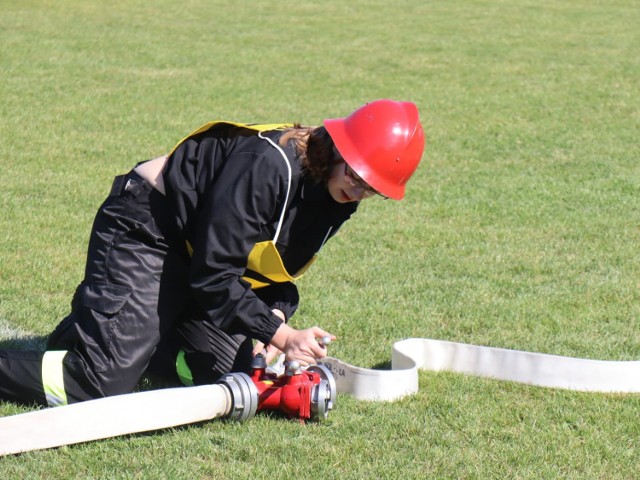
[187,147,292,344]
[253,282,299,322]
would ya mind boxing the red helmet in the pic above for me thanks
[324,99,425,200]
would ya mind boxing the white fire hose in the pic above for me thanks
[3,337,639,456]
[318,338,640,401]
[0,373,258,456]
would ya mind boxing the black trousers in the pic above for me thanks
[0,171,252,406]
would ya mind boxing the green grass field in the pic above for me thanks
[1,0,639,478]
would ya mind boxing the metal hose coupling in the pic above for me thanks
[219,359,338,422]
[217,372,259,422]
[307,364,337,421]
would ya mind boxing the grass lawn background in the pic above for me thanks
[1,0,638,478]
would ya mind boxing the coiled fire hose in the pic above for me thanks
[319,337,640,401]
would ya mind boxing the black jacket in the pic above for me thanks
[162,123,357,343]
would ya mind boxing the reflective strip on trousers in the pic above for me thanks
[176,350,194,386]
[42,351,69,407]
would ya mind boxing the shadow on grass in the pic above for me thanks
[370,360,392,370]
[40,407,307,455]
[0,335,48,351]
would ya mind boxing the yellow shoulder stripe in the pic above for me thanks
[168,121,293,156]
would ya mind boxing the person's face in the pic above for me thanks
[326,155,387,203]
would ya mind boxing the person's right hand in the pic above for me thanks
[269,323,336,366]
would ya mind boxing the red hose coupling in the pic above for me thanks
[250,356,336,421]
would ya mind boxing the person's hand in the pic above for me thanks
[269,323,336,366]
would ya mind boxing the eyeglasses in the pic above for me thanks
[343,163,388,199]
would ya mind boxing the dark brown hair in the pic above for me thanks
[279,125,338,182]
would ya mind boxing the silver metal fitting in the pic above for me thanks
[286,360,302,376]
[307,364,337,421]
[217,372,259,422]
